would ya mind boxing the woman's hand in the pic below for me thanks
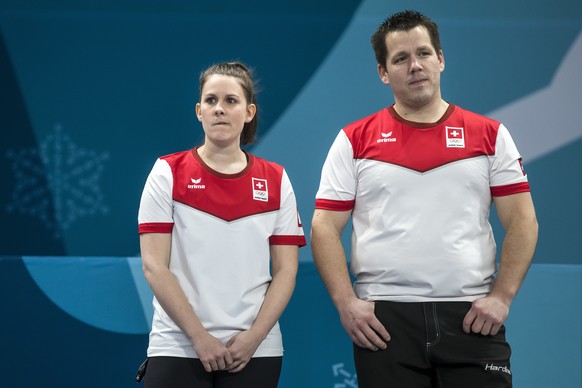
[192,332,233,372]
[225,330,263,373]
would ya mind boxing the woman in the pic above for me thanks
[137,62,306,387]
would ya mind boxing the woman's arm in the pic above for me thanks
[140,233,233,371]
[225,244,299,372]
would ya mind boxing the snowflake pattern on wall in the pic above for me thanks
[5,124,109,238]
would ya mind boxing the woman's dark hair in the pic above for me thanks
[371,10,442,70]
[199,61,259,145]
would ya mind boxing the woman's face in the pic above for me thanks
[196,74,256,147]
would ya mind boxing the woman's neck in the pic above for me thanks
[196,144,248,174]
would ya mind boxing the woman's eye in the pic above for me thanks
[205,97,216,104]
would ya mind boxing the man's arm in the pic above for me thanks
[463,192,538,335]
[311,209,390,350]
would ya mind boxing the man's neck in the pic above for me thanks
[393,99,449,124]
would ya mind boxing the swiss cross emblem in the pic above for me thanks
[252,178,268,202]
[446,126,465,148]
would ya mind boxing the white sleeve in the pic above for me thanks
[490,124,529,187]
[272,169,305,241]
[137,158,174,226]
[315,130,357,202]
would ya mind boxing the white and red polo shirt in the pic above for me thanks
[139,148,305,358]
[315,104,529,302]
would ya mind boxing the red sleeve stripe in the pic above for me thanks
[491,182,531,197]
[138,222,174,234]
[315,198,355,211]
[269,235,307,247]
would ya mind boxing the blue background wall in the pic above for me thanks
[1,0,581,387]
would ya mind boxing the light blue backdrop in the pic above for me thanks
[1,0,581,387]
[1,0,580,263]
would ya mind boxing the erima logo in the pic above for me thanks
[377,131,397,143]
[484,364,512,375]
[188,178,205,189]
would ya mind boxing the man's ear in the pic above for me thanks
[439,50,445,72]
[378,64,389,85]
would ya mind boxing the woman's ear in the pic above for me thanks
[246,104,257,123]
[195,103,202,122]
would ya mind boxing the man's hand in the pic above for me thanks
[338,298,391,350]
[462,295,510,336]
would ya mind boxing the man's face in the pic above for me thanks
[378,26,445,110]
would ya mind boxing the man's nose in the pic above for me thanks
[410,57,422,72]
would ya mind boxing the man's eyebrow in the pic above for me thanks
[417,44,435,52]
[390,49,408,58]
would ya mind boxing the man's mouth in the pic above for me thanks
[409,78,427,86]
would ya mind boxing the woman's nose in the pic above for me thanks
[214,104,225,115]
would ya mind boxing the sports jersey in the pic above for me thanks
[315,104,530,302]
[138,148,306,358]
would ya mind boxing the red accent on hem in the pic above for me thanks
[491,182,530,197]
[315,198,355,211]
[138,222,174,234]
[269,235,307,247]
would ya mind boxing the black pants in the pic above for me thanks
[354,301,512,388]
[143,356,282,388]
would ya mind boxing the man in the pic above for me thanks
[311,10,538,387]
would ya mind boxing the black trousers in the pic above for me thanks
[143,356,282,388]
[354,301,512,388]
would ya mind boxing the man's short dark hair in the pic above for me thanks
[371,10,442,69]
